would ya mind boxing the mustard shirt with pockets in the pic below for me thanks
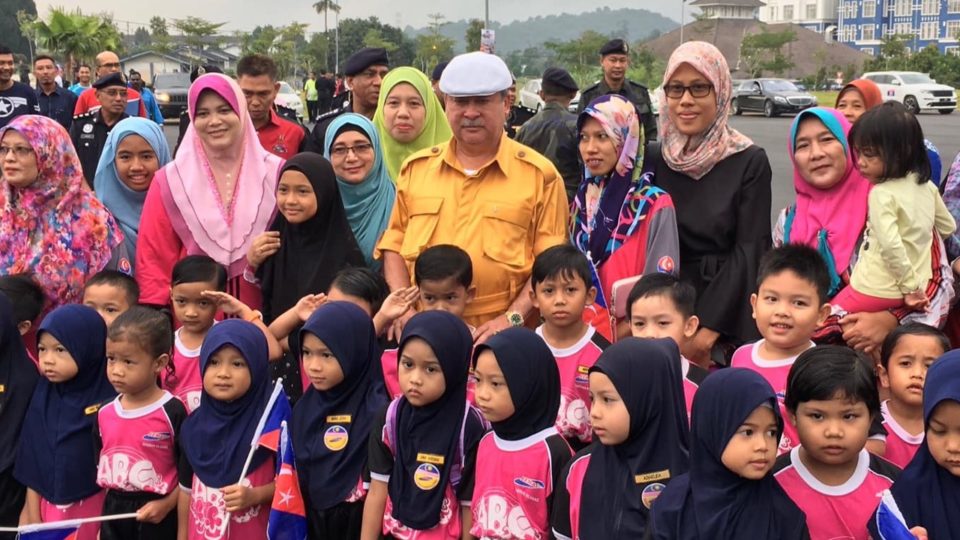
[377,135,570,327]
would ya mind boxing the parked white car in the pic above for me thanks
[518,78,581,113]
[860,71,957,114]
[274,81,305,120]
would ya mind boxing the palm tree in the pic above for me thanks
[24,8,121,79]
[312,0,341,68]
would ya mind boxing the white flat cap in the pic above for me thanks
[439,52,513,97]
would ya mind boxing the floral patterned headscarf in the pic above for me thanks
[0,115,123,309]
[657,41,753,180]
[571,94,666,271]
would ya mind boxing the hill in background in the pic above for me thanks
[404,7,679,54]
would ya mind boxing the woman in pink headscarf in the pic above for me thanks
[136,73,283,309]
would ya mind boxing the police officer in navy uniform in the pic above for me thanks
[577,38,657,141]
[305,47,389,154]
[69,72,129,187]
[516,67,581,202]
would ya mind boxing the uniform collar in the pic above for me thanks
[38,84,63,97]
[442,133,520,178]
[599,78,630,96]
[95,109,128,127]
[543,101,569,112]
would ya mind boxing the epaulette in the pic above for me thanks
[72,110,95,121]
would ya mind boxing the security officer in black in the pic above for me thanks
[70,72,129,187]
[516,67,581,202]
[305,47,389,154]
[578,38,657,141]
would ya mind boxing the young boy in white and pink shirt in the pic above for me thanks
[732,245,832,454]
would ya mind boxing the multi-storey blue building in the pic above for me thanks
[838,0,960,55]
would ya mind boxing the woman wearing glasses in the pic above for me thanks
[323,113,397,270]
[650,41,773,368]
[570,94,679,340]
[0,115,124,312]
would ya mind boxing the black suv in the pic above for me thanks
[153,72,191,120]
[732,78,817,117]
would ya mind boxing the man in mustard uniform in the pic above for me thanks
[377,51,569,343]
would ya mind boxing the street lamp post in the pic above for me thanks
[681,0,685,44]
[485,0,490,30]
[335,0,341,74]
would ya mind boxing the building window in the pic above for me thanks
[805,4,817,18]
[894,22,914,36]
[863,47,876,55]
[947,20,960,39]
[946,46,960,55]
[896,0,912,16]
[921,21,939,39]
[784,5,795,19]
[950,0,960,13]
[863,24,876,40]
[769,6,777,19]
[922,0,939,15]
[863,1,877,17]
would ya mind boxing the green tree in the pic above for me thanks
[544,30,609,87]
[864,34,911,71]
[414,13,455,72]
[305,31,330,71]
[132,27,150,49]
[149,16,173,54]
[465,19,483,52]
[20,7,121,77]
[335,17,415,69]
[739,29,796,77]
[313,0,341,68]
[363,29,399,53]
[1,0,37,57]
[173,16,226,63]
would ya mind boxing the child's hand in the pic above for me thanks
[246,231,281,268]
[378,287,419,324]
[909,526,929,540]
[295,293,327,322]
[201,291,251,317]
[387,310,416,342]
[136,500,173,524]
[904,289,929,311]
[221,484,256,513]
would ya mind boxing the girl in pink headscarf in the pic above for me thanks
[136,73,284,310]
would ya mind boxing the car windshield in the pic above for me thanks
[762,80,799,92]
[899,73,935,84]
[278,82,296,95]
[154,73,191,88]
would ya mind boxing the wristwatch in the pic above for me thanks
[506,311,524,327]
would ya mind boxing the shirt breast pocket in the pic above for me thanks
[482,203,532,268]
[400,197,444,261]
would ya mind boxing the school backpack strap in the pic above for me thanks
[384,399,477,490]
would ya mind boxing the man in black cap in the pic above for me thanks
[305,47,389,153]
[70,72,129,186]
[578,38,657,140]
[431,61,448,109]
[516,67,581,201]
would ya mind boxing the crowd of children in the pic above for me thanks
[1,236,959,540]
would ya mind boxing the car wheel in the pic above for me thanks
[939,109,954,115]
[763,100,777,118]
[732,99,742,115]
[904,96,920,114]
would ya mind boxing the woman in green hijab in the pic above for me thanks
[373,67,453,180]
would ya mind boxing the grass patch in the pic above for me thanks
[811,91,839,107]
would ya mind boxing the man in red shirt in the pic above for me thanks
[236,54,306,160]
[73,51,146,118]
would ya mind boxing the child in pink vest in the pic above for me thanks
[471,327,573,539]
[96,306,187,539]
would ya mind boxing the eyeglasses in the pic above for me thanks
[99,62,121,69]
[100,89,129,98]
[330,143,374,157]
[0,145,34,158]
[663,83,714,99]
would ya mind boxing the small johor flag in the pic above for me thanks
[254,381,292,453]
[16,523,79,540]
[267,421,307,540]
[874,490,915,540]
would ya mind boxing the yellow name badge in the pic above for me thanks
[577,365,590,374]
[635,469,671,484]
[84,404,101,416]
[416,453,445,465]
[0,384,5,393]
[326,415,352,424]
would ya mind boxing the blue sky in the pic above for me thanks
[36,0,685,33]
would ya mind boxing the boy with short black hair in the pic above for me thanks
[626,273,708,420]
[0,274,45,337]
[732,244,833,453]
[774,346,900,540]
[530,244,607,449]
[83,269,140,328]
